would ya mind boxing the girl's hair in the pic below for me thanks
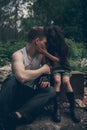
[46,25,69,59]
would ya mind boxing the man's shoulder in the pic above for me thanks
[12,49,23,59]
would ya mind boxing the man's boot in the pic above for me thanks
[4,112,34,130]
[52,92,61,122]
[66,92,81,123]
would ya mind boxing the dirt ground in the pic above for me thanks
[17,88,87,130]
[17,106,87,130]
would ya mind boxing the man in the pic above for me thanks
[0,27,56,130]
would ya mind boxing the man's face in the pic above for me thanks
[39,37,47,49]
[35,37,47,51]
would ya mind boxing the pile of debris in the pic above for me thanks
[0,64,11,88]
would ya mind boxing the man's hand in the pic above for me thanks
[42,64,50,74]
[38,74,50,88]
[40,81,50,88]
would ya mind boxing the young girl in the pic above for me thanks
[40,25,81,123]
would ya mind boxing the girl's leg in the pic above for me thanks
[52,74,61,122]
[62,75,81,123]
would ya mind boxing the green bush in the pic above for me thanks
[0,41,26,66]
[0,39,86,75]
[65,38,86,59]
[65,39,87,74]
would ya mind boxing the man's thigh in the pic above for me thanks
[12,84,36,111]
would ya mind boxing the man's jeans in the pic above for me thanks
[0,75,55,121]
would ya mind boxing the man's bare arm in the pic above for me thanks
[12,51,50,83]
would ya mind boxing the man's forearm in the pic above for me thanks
[15,64,50,83]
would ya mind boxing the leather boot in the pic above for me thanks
[52,92,61,122]
[66,92,81,123]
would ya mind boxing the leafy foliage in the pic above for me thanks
[0,41,26,66]
[0,0,87,73]
[66,39,86,59]
[0,0,87,42]
[65,39,87,72]
[0,39,86,74]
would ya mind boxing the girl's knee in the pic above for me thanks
[54,75,61,84]
[62,77,70,86]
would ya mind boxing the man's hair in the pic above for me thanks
[28,26,46,42]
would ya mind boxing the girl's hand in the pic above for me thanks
[36,45,47,54]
